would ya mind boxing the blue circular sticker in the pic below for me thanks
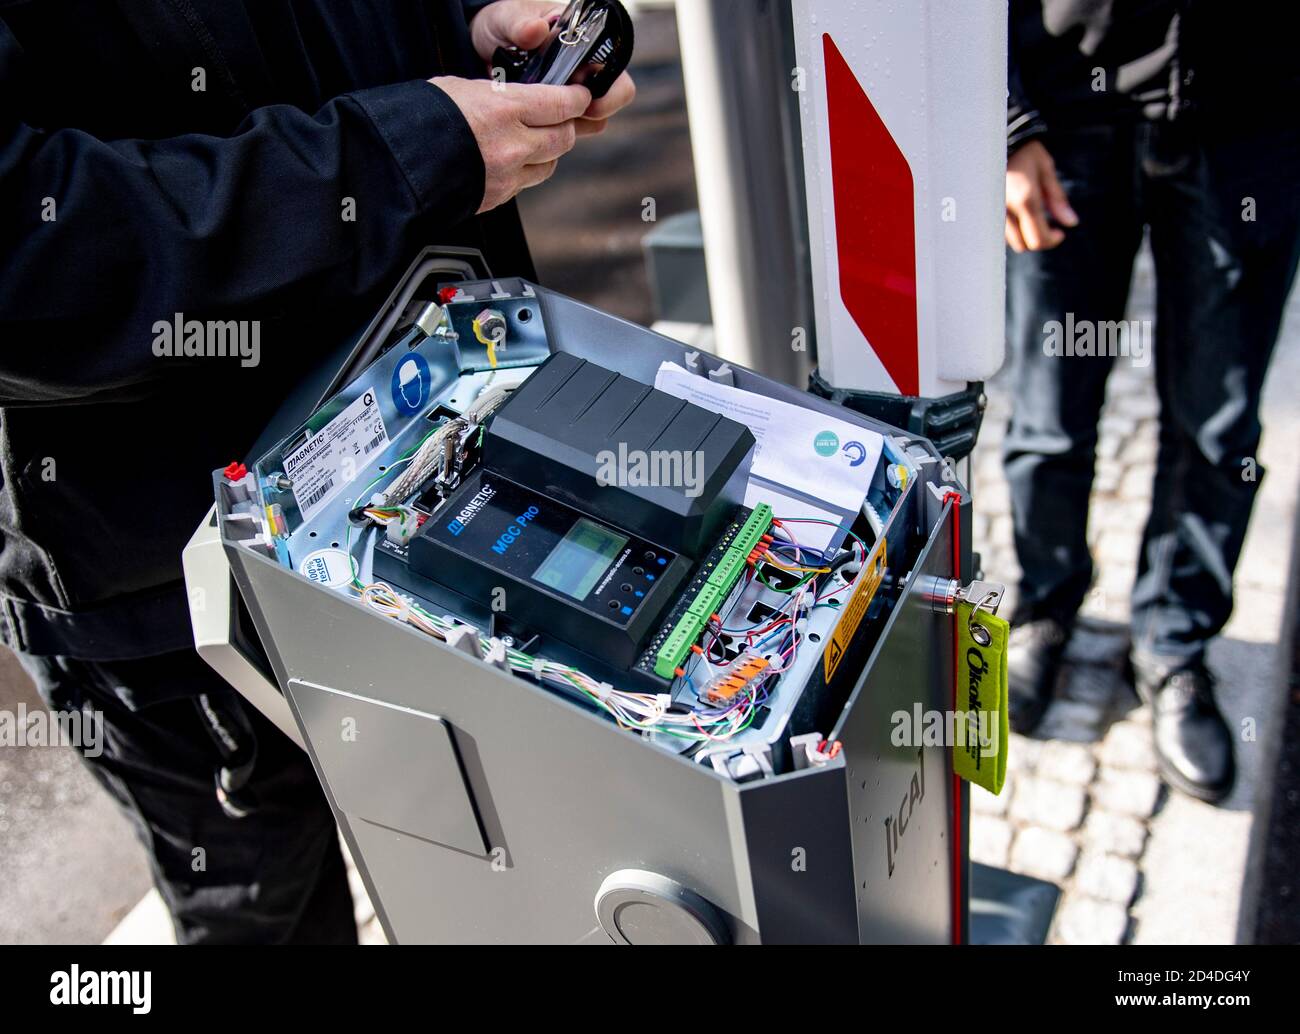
[842,440,868,467]
[813,430,840,457]
[391,353,431,415]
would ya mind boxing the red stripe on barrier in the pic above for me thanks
[943,490,965,946]
[823,34,920,397]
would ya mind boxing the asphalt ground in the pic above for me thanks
[0,648,151,943]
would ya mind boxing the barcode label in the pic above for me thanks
[284,387,389,523]
[303,479,335,510]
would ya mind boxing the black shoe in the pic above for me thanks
[1133,661,1235,804]
[1007,617,1072,734]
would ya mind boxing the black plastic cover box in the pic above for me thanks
[482,353,755,557]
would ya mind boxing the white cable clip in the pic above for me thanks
[483,637,510,671]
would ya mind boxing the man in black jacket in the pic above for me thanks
[0,0,633,942]
[1002,0,1299,803]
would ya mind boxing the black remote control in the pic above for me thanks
[491,0,634,100]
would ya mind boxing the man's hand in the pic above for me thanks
[469,0,636,137]
[1005,140,1079,253]
[470,0,561,62]
[431,77,590,213]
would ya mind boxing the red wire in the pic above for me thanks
[946,489,967,952]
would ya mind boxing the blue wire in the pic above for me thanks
[767,542,833,561]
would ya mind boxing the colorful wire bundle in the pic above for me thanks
[353,580,768,742]
[347,449,868,745]
[685,516,869,708]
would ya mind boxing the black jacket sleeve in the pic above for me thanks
[1007,22,1048,154]
[0,20,485,404]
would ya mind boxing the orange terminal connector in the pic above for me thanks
[700,652,771,705]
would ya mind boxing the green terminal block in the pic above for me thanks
[688,583,722,620]
[731,503,774,561]
[707,549,745,589]
[654,617,707,678]
[651,504,774,679]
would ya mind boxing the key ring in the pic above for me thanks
[968,590,999,647]
[559,10,596,47]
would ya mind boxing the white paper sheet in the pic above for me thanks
[655,362,883,518]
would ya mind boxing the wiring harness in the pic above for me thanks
[688,517,869,684]
[339,382,869,745]
[355,581,767,742]
[374,383,514,507]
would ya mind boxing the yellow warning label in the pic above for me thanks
[824,539,887,682]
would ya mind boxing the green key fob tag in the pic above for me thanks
[954,600,1009,795]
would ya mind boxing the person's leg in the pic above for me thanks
[1005,126,1145,620]
[1203,126,1300,385]
[1002,123,1145,730]
[18,650,357,944]
[1133,123,1288,668]
[1128,120,1300,802]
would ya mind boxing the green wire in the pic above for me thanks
[755,565,816,594]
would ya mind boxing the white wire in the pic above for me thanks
[354,580,761,741]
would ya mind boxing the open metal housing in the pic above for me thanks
[184,247,996,944]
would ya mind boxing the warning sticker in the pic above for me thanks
[284,389,388,523]
[824,539,887,683]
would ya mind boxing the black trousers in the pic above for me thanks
[1003,120,1300,665]
[18,648,357,945]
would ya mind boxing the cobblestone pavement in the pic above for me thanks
[970,248,1300,944]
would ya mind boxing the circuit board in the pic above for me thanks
[633,503,774,684]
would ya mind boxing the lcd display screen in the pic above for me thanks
[532,518,628,600]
